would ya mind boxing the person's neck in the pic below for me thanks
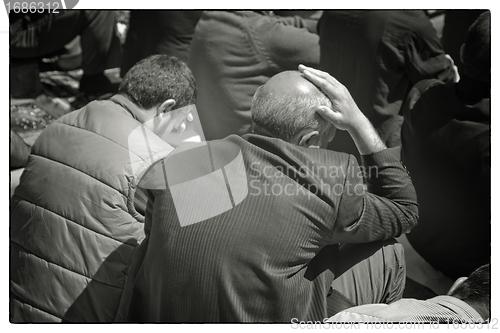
[117,93,156,124]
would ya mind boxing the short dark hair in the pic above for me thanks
[119,54,197,110]
[462,11,490,83]
[450,264,490,319]
[251,80,333,143]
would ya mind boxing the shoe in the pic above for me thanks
[79,73,121,94]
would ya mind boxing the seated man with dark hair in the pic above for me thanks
[10,54,197,323]
[329,264,490,322]
[120,65,418,322]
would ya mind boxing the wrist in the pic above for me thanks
[346,112,370,135]
[347,116,386,155]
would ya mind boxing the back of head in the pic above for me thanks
[450,264,490,319]
[119,54,197,110]
[251,71,333,143]
[462,11,490,83]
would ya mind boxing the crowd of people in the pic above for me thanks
[9,10,490,323]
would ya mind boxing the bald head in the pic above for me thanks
[260,71,322,98]
[251,71,334,144]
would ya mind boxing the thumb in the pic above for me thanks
[173,121,187,133]
[316,106,341,125]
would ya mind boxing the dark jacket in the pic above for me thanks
[401,78,490,279]
[121,134,418,322]
[318,10,455,155]
[121,10,203,75]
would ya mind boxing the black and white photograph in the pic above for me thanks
[6,2,494,327]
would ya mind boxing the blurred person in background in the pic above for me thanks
[188,10,321,140]
[10,11,122,96]
[399,11,490,293]
[318,10,456,160]
[441,10,487,75]
[120,10,203,76]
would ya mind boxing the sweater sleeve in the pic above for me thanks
[404,15,455,85]
[331,147,419,243]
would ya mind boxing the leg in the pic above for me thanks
[10,11,121,94]
[10,12,85,58]
[79,10,121,74]
[327,239,406,315]
[10,11,120,74]
[396,234,454,295]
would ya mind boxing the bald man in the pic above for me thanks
[119,67,418,322]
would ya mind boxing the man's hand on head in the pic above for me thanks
[161,106,194,135]
[298,64,386,155]
[171,109,194,133]
[144,105,194,141]
[298,64,366,132]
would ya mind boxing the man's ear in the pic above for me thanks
[447,276,468,296]
[298,130,320,148]
[157,99,176,114]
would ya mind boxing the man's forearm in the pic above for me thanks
[332,147,419,243]
[361,147,419,237]
[347,115,386,156]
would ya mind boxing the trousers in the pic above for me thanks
[325,238,406,316]
[10,10,121,74]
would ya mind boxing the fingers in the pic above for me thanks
[298,64,329,79]
[299,64,342,85]
[172,114,188,129]
[171,110,192,133]
[173,121,187,133]
[301,70,336,97]
[316,105,340,125]
[444,54,454,66]
[298,64,343,95]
